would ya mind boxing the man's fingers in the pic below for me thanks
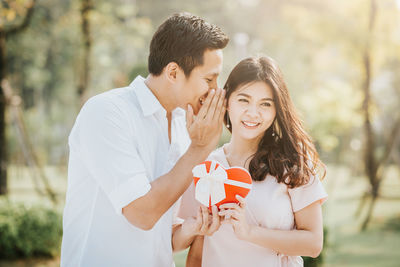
[212,89,225,120]
[186,104,194,128]
[197,89,215,119]
[218,100,227,125]
[204,89,222,121]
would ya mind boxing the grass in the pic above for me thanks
[1,164,400,266]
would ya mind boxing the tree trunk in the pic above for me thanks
[0,32,7,195]
[77,0,93,106]
[360,0,378,231]
[0,0,37,195]
[361,192,378,231]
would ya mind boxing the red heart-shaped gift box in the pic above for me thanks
[193,161,252,209]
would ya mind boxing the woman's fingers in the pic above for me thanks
[199,206,209,234]
[236,195,246,208]
[219,209,240,221]
[194,207,203,230]
[219,203,241,211]
[207,205,221,235]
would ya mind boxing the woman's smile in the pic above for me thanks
[241,120,261,129]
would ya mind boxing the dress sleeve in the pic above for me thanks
[71,95,151,216]
[288,174,328,213]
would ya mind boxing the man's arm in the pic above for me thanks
[122,89,226,230]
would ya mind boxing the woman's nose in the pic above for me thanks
[245,105,259,117]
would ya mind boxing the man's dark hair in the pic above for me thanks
[148,13,229,77]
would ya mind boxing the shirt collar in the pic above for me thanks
[130,75,186,119]
[130,75,165,117]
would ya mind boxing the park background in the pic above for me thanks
[0,0,400,266]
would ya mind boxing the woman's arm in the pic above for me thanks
[186,235,204,267]
[220,196,324,258]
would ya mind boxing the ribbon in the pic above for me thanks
[192,161,228,206]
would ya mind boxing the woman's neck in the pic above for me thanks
[224,134,260,168]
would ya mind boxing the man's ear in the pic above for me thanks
[164,62,180,83]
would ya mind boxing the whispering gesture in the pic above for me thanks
[219,195,251,240]
[186,88,226,152]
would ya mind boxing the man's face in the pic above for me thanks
[178,49,223,115]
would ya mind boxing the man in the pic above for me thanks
[61,13,229,266]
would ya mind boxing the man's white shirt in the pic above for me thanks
[61,76,191,267]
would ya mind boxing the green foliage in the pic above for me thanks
[0,201,62,259]
[3,0,400,169]
[129,62,148,80]
[383,215,400,232]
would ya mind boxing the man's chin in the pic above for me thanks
[189,103,201,115]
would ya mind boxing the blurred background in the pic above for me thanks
[0,0,399,266]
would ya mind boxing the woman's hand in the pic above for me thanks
[182,205,222,237]
[219,195,252,240]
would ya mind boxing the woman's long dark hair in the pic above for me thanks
[224,56,325,188]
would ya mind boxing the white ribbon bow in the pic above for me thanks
[192,161,228,206]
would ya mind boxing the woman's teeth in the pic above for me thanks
[242,121,260,128]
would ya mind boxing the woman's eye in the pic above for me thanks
[238,99,249,103]
[205,78,212,83]
[261,102,271,107]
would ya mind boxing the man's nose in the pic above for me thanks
[209,80,218,90]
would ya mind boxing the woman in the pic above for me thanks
[173,56,327,267]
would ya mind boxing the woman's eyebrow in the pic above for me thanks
[261,97,274,101]
[237,93,251,98]
[237,93,274,101]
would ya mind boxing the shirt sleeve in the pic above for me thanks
[288,174,328,213]
[72,95,151,215]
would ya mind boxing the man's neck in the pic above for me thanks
[144,74,178,115]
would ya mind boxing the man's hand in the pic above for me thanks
[186,88,226,153]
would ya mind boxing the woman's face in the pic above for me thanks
[227,81,276,141]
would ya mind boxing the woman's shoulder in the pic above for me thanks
[206,145,229,167]
[207,145,225,161]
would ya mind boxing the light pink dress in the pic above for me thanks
[178,145,328,267]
